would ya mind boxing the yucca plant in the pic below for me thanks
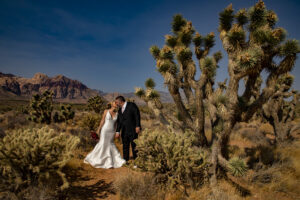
[228,157,248,177]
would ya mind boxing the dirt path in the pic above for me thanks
[63,163,130,200]
[63,142,131,200]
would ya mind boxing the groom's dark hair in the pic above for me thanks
[116,95,126,102]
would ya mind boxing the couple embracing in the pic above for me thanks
[84,96,141,168]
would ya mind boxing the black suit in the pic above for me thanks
[116,102,141,161]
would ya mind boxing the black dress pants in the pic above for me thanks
[122,133,138,161]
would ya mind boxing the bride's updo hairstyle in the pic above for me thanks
[106,101,116,110]
[106,102,112,109]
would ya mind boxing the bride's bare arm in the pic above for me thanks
[96,110,107,135]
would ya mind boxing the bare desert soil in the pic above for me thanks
[63,142,131,200]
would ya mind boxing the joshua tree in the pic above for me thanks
[262,74,300,143]
[53,104,75,124]
[209,1,299,188]
[135,78,170,126]
[149,14,223,146]
[87,95,106,114]
[28,91,53,124]
[139,0,299,193]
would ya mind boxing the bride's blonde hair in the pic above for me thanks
[106,101,115,109]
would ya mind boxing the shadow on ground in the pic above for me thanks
[57,167,116,200]
[59,180,116,200]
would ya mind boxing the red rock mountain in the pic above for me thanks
[0,72,173,104]
[0,72,101,103]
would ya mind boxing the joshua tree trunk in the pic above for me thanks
[147,100,170,126]
[263,84,299,143]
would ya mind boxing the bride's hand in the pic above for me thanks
[115,133,120,139]
[97,128,101,136]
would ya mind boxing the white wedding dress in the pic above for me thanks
[84,111,126,168]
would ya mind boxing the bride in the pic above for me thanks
[84,101,126,168]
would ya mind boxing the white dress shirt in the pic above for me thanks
[117,101,127,134]
[122,101,127,113]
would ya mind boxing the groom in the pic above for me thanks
[115,96,141,161]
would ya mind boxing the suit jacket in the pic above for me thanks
[116,102,141,137]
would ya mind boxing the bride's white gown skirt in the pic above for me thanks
[84,112,125,168]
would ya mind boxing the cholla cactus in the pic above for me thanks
[0,126,80,191]
[53,104,75,124]
[134,128,208,190]
[79,113,101,131]
[28,91,53,124]
[87,95,106,114]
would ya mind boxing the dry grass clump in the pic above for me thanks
[114,172,163,200]
[21,185,56,200]
[0,127,5,138]
[0,111,30,130]
[78,112,101,131]
[188,180,248,200]
[0,191,18,200]
[265,141,300,198]
[65,126,98,152]
[244,140,300,199]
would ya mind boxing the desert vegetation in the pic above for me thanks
[0,1,299,200]
[132,0,300,199]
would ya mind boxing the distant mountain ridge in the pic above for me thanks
[0,72,173,104]
[0,72,101,103]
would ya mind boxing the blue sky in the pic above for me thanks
[0,0,299,93]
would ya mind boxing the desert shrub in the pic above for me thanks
[139,105,155,119]
[0,105,13,113]
[70,103,88,111]
[16,104,30,115]
[67,126,98,151]
[79,113,101,131]
[28,91,53,124]
[114,172,162,200]
[0,126,80,192]
[20,185,55,200]
[0,112,30,130]
[87,95,106,114]
[0,100,29,114]
[53,104,75,124]
[296,101,300,118]
[0,191,18,200]
[134,128,209,191]
[0,128,5,138]
[246,141,300,199]
[271,141,300,197]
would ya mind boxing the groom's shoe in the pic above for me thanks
[123,161,130,167]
